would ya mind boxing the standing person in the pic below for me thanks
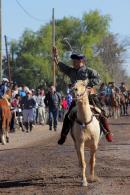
[31,89,38,125]
[66,90,73,109]
[20,90,36,132]
[19,85,26,97]
[53,47,113,145]
[12,84,19,99]
[44,86,61,131]
[11,94,24,132]
[37,90,46,125]
[0,78,9,97]
[61,96,68,120]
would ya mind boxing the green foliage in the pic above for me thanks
[5,10,126,91]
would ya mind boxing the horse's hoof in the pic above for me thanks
[87,175,100,183]
[6,137,9,143]
[81,180,88,187]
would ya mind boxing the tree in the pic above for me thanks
[7,10,128,90]
[97,34,127,83]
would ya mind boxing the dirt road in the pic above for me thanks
[0,116,130,195]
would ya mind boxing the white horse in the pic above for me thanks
[71,80,101,187]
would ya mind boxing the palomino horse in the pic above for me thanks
[71,80,100,187]
[0,89,12,145]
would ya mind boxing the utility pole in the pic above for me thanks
[0,0,2,82]
[4,35,11,82]
[52,8,56,87]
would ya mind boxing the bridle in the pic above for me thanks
[72,82,94,126]
[72,86,87,100]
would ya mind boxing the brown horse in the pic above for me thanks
[120,92,129,116]
[110,90,120,119]
[0,89,12,145]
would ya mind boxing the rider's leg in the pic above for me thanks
[99,115,113,142]
[89,94,112,142]
[58,101,76,145]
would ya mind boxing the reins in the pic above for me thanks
[74,86,94,127]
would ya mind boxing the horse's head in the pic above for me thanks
[3,89,12,100]
[72,80,88,100]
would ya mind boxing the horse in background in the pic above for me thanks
[71,80,100,187]
[120,92,129,116]
[110,89,120,119]
[0,89,12,145]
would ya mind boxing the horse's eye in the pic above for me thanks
[75,88,78,91]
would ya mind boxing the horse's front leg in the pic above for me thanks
[88,148,100,182]
[114,107,118,119]
[78,142,87,187]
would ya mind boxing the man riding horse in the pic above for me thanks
[119,82,129,115]
[53,47,113,145]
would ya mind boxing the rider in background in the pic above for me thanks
[106,82,113,96]
[119,82,128,96]
[99,82,108,96]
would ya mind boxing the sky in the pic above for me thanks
[2,0,130,74]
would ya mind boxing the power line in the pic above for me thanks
[15,0,47,22]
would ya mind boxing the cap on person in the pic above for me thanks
[26,90,32,94]
[2,78,9,82]
[70,53,85,60]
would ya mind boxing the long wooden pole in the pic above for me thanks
[0,0,2,82]
[52,8,56,87]
[4,35,11,82]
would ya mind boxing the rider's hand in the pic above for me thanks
[87,87,92,93]
[52,46,59,64]
[53,46,58,57]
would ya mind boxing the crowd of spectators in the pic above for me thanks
[0,78,73,132]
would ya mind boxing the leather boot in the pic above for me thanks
[24,122,29,132]
[100,116,113,142]
[29,122,33,131]
[58,113,72,145]
[19,122,25,132]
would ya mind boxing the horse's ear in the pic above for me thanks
[83,79,88,86]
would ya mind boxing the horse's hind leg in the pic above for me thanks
[6,130,9,143]
[1,119,6,145]
[6,120,10,143]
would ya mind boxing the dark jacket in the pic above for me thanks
[44,92,61,110]
[20,96,36,110]
[57,62,101,87]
